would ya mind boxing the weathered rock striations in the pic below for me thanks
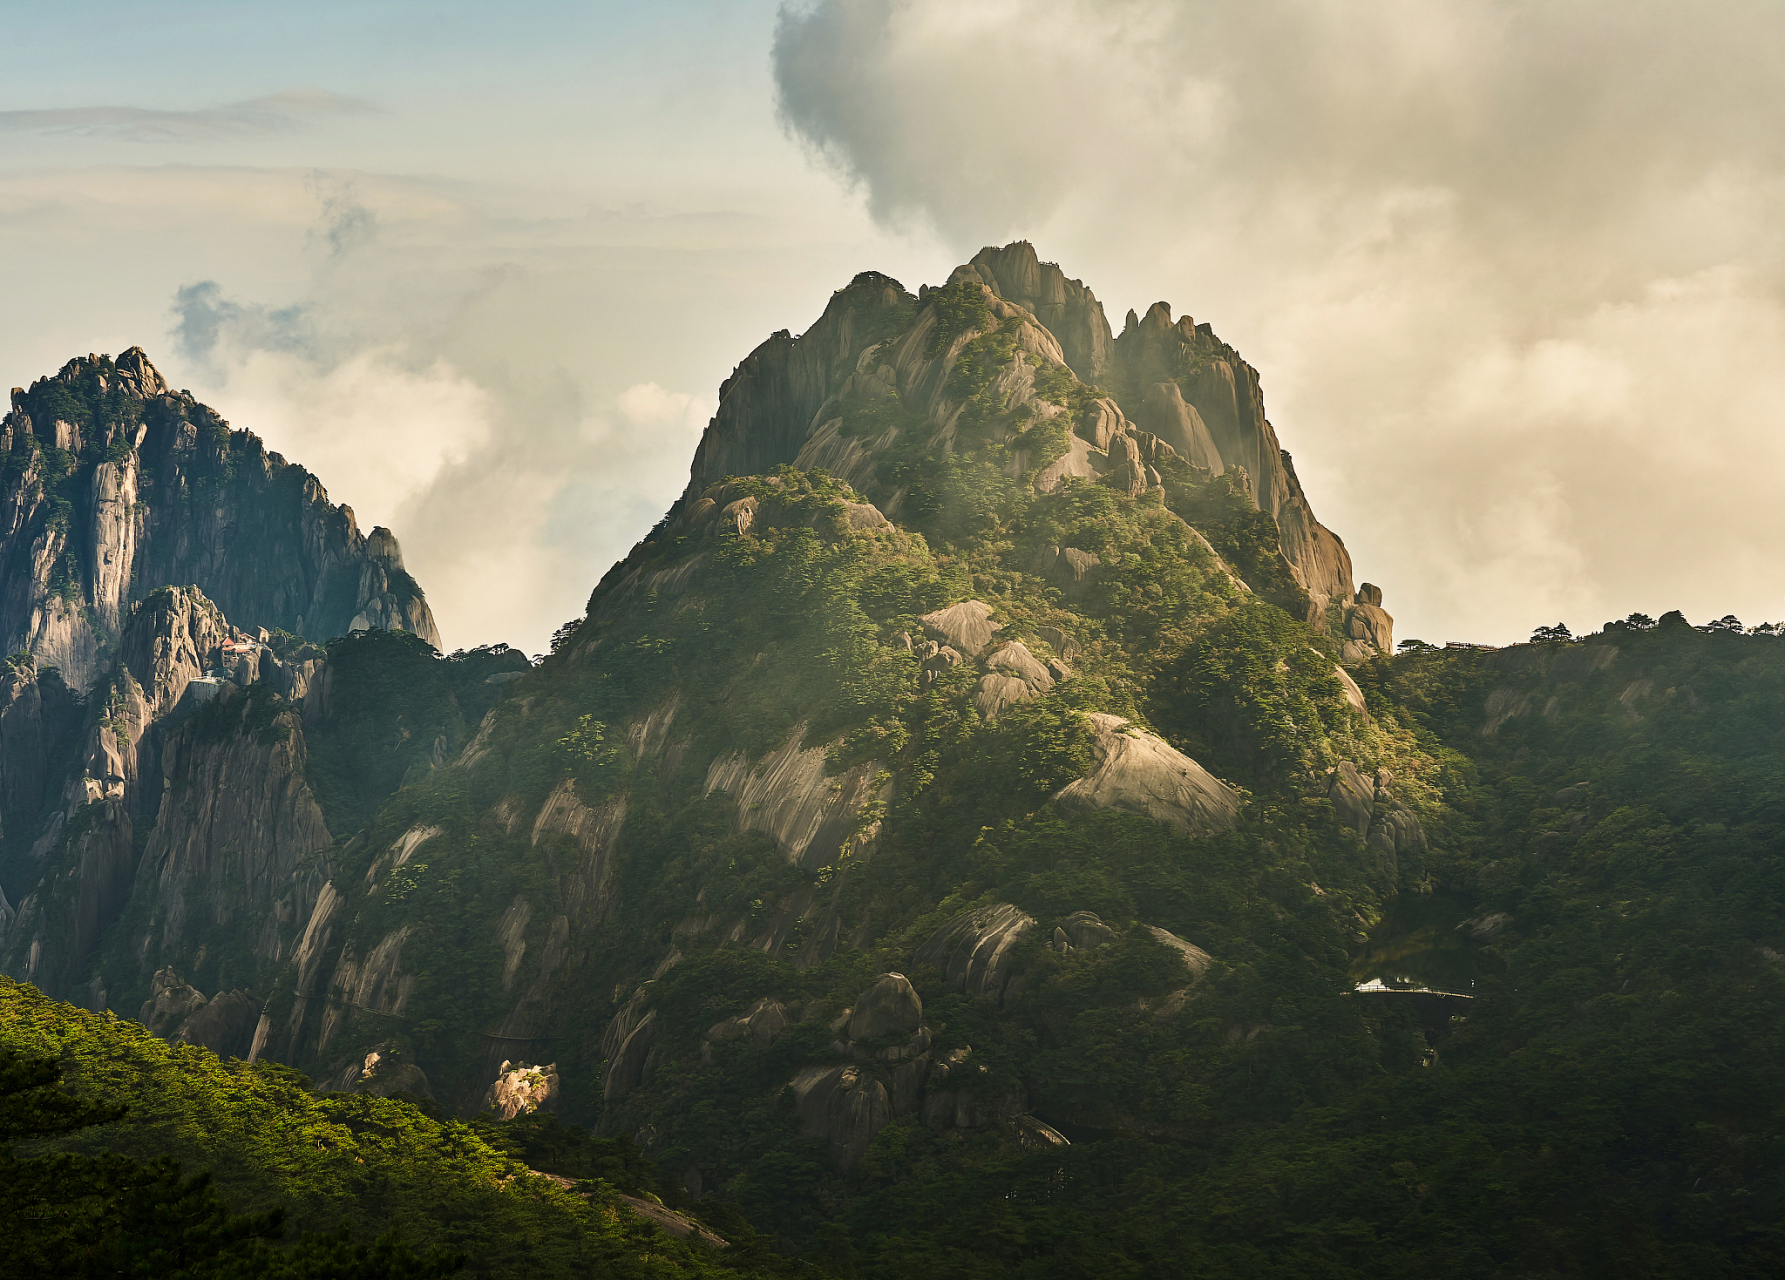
[630,242,1388,647]
[704,727,888,871]
[0,584,336,1006]
[1052,713,1242,837]
[1327,760,1428,871]
[1,348,438,692]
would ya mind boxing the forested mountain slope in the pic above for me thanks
[3,245,1781,1277]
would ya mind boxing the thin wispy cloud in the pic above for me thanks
[0,89,376,143]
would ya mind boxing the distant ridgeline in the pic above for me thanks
[2,247,1781,1279]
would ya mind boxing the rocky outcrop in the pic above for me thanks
[790,1064,891,1169]
[913,903,1036,1000]
[1332,661,1369,716]
[919,601,1001,658]
[975,640,1061,719]
[137,967,260,1058]
[0,658,77,846]
[785,970,949,1168]
[847,973,923,1041]
[1145,924,1214,981]
[1343,583,1394,654]
[704,727,887,871]
[130,690,332,987]
[675,273,917,508]
[617,246,1385,645]
[2,799,135,1001]
[483,1060,559,1120]
[1,350,438,693]
[1028,546,1103,599]
[1051,714,1241,837]
[705,997,792,1052]
[0,584,334,1011]
[603,1007,658,1101]
[1327,761,1428,870]
[1109,305,1357,620]
[968,242,1114,384]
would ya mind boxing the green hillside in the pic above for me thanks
[0,980,825,1278]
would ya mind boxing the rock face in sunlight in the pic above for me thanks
[0,348,438,693]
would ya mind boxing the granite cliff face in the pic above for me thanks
[1,348,438,692]
[0,586,332,1012]
[0,349,459,1041]
[672,241,1391,650]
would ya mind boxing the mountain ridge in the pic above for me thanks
[4,244,1780,1278]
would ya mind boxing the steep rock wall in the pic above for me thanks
[1,348,438,691]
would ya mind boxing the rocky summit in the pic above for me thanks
[3,245,1782,1279]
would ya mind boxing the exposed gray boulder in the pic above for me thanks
[139,967,211,1037]
[1011,1115,1072,1148]
[1032,433,1101,493]
[974,640,1058,718]
[920,600,1001,658]
[790,1064,892,1169]
[847,973,923,1042]
[1368,771,1429,867]
[532,782,628,928]
[604,1008,657,1100]
[1344,601,1395,653]
[1135,381,1223,472]
[1332,661,1368,716]
[1458,912,1513,941]
[1062,911,1118,949]
[175,989,261,1058]
[707,996,792,1046]
[1144,925,1214,980]
[1481,687,1532,735]
[137,967,259,1058]
[913,902,1036,999]
[1329,762,1429,869]
[839,500,890,532]
[1037,625,1080,661]
[920,1063,1028,1131]
[973,674,1034,720]
[328,1044,432,1098]
[986,640,1053,688]
[1029,545,1102,598]
[1052,714,1240,837]
[721,496,758,536]
[1075,397,1125,449]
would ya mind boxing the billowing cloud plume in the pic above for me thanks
[774,0,1785,641]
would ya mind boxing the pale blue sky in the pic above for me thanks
[5,0,1783,650]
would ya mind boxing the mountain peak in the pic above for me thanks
[0,350,440,689]
[662,242,1384,651]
